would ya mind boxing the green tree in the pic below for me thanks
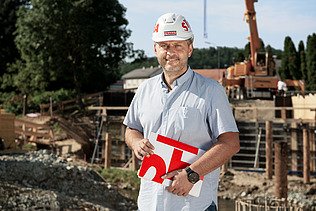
[13,0,131,96]
[190,47,218,69]
[189,47,241,69]
[279,36,301,80]
[306,33,316,91]
[0,0,28,89]
[298,40,307,81]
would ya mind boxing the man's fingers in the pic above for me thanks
[144,140,155,150]
[161,170,178,179]
[139,139,155,155]
[141,139,155,150]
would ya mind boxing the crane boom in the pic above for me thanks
[204,0,207,38]
[244,0,261,68]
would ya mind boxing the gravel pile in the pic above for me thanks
[0,150,137,210]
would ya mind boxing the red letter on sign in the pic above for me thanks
[138,154,166,184]
[168,148,190,173]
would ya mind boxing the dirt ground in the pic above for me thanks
[218,169,316,209]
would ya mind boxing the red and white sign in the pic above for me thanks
[138,132,205,197]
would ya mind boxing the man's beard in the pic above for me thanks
[159,56,188,73]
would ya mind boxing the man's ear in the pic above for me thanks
[188,44,193,57]
[154,43,157,54]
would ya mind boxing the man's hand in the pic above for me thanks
[132,138,155,160]
[125,128,155,161]
[162,169,193,196]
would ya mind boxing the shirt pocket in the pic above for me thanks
[174,107,206,145]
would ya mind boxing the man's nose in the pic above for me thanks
[166,46,176,54]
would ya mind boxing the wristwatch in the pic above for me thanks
[185,166,200,184]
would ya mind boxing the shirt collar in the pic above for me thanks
[160,66,193,88]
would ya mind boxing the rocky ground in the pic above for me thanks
[219,169,316,210]
[1,150,315,210]
[0,150,137,210]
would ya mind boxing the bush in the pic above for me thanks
[100,168,140,191]
[32,89,76,105]
[0,89,76,115]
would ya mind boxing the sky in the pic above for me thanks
[118,0,316,57]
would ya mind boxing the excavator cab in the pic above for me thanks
[254,52,268,75]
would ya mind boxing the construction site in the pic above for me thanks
[0,0,315,210]
[0,88,316,210]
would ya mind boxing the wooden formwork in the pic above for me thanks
[89,105,316,174]
[88,106,135,169]
[232,120,316,175]
[14,118,53,145]
[0,112,16,149]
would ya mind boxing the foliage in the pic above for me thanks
[0,92,24,113]
[100,168,140,191]
[298,41,307,81]
[31,89,76,105]
[0,88,75,114]
[189,47,243,69]
[279,36,301,80]
[119,43,284,73]
[22,143,37,151]
[306,33,316,91]
[13,0,131,96]
[0,0,28,81]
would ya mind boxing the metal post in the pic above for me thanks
[254,127,262,168]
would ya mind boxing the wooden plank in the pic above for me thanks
[14,127,52,139]
[14,119,50,129]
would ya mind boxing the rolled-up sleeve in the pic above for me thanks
[208,84,238,140]
[123,87,143,133]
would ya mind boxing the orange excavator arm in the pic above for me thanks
[244,0,261,68]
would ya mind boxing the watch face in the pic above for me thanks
[188,172,199,184]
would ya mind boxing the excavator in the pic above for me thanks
[224,0,304,99]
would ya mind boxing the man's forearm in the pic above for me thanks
[125,127,144,150]
[190,132,240,176]
[125,127,155,160]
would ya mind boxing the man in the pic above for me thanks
[124,13,240,211]
[277,80,287,96]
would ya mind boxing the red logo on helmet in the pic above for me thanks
[164,31,177,36]
[182,19,190,31]
[154,23,159,33]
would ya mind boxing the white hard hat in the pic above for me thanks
[152,13,194,42]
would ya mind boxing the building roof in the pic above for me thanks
[122,66,163,79]
[193,69,226,82]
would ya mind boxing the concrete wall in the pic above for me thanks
[292,94,316,120]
